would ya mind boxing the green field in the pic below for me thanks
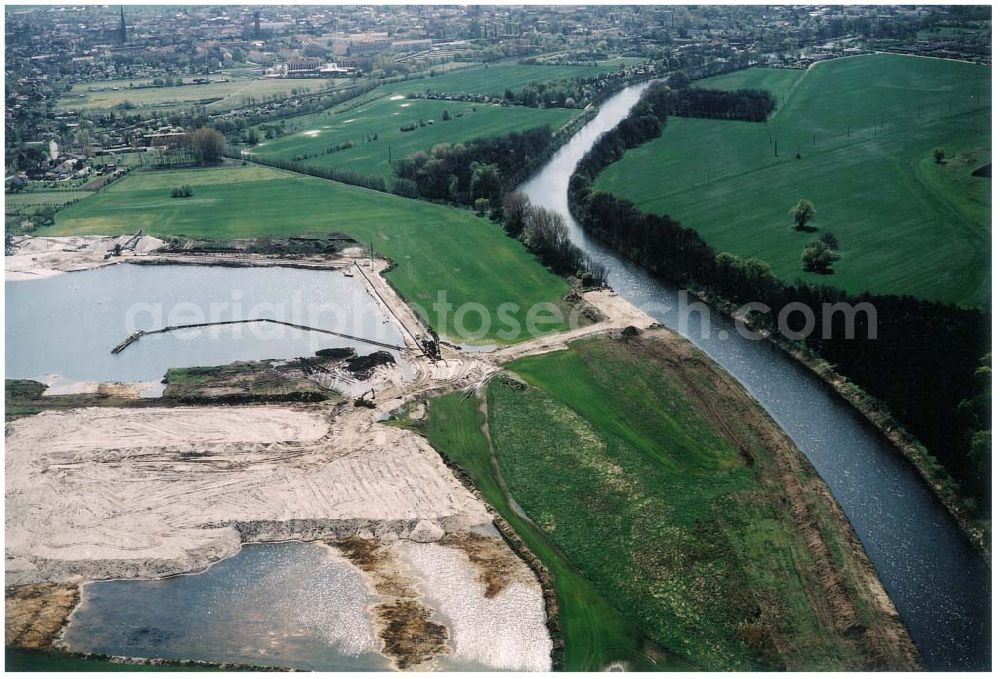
[6,191,86,209]
[429,333,907,670]
[424,390,687,672]
[58,76,341,112]
[251,94,576,178]
[595,54,991,307]
[378,60,645,98]
[42,164,572,343]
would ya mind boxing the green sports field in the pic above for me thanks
[42,164,573,344]
[251,94,576,179]
[595,54,991,307]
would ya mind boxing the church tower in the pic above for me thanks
[118,6,127,45]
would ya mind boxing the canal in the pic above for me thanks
[521,80,990,671]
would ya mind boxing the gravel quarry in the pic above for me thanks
[5,237,634,669]
[6,232,895,671]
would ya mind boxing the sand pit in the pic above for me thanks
[5,235,164,280]
[5,405,491,584]
[389,95,405,101]
[302,129,322,137]
[6,405,327,455]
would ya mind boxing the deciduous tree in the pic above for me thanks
[790,199,816,231]
[184,128,225,165]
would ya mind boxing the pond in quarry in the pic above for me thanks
[61,542,391,671]
[60,540,551,671]
[5,263,404,386]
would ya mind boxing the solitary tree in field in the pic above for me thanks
[185,128,226,166]
[802,240,835,273]
[790,199,816,231]
[934,148,946,164]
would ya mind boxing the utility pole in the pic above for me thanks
[387,143,392,165]
[773,140,778,157]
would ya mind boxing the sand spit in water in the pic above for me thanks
[330,537,449,670]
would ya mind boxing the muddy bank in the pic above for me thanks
[162,360,335,405]
[159,234,356,257]
[439,532,526,599]
[4,234,364,282]
[5,583,79,650]
[331,537,448,670]
[6,348,405,418]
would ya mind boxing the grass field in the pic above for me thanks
[378,60,645,98]
[428,332,909,670]
[424,391,687,672]
[6,191,86,209]
[251,95,576,179]
[58,76,341,112]
[42,164,572,343]
[595,54,991,307]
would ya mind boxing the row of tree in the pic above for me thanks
[569,84,990,514]
[502,192,607,285]
[393,126,552,206]
[653,87,776,122]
